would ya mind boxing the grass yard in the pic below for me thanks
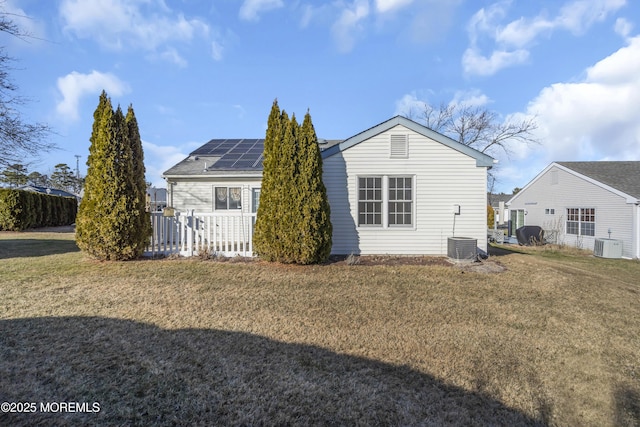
[0,231,639,426]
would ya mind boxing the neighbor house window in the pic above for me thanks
[388,177,412,226]
[566,208,595,236]
[215,187,241,210]
[358,177,382,226]
[545,208,555,215]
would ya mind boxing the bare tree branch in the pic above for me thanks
[0,7,54,169]
[401,101,539,159]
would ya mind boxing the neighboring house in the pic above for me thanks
[18,185,80,202]
[146,187,167,212]
[163,116,494,255]
[507,161,640,259]
[488,193,512,227]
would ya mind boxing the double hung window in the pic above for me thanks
[358,176,413,227]
[566,208,595,236]
[215,187,241,210]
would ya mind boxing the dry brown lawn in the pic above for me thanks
[0,231,638,426]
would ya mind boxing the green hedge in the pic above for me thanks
[0,189,78,231]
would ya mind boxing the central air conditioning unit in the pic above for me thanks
[594,238,623,258]
[447,237,477,261]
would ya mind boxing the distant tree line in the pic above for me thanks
[0,163,84,194]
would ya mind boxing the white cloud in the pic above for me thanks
[462,47,529,76]
[375,0,414,14]
[59,0,209,60]
[211,41,224,61]
[239,0,284,21]
[142,140,189,188]
[450,90,491,108]
[56,71,130,121]
[464,0,627,76]
[614,17,633,38]
[331,0,370,53]
[393,93,427,117]
[524,35,640,163]
[155,48,188,68]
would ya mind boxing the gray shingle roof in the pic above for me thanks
[557,161,640,199]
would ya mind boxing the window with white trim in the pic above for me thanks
[357,176,414,227]
[358,177,382,226]
[215,186,241,210]
[566,208,595,236]
[545,208,555,215]
[388,177,412,226]
[252,188,260,213]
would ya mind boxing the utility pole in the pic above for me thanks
[74,155,81,180]
[74,154,81,194]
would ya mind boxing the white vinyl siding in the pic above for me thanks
[169,179,261,214]
[509,165,636,258]
[324,124,488,255]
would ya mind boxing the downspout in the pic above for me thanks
[636,203,640,259]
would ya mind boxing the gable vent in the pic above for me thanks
[390,134,408,158]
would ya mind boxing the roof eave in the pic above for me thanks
[321,115,494,167]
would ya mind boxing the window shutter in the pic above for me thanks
[390,134,408,158]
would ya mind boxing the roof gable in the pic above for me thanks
[508,161,640,205]
[557,161,640,199]
[321,116,495,168]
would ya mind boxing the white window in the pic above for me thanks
[358,177,382,226]
[545,208,555,215]
[252,188,261,213]
[566,208,595,236]
[388,177,412,226]
[215,187,241,210]
[358,176,414,227]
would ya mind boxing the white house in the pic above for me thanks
[507,161,640,259]
[163,116,494,256]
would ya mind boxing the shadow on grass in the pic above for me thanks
[0,239,79,259]
[0,317,547,426]
[488,243,529,257]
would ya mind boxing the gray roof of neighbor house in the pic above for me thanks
[557,161,640,199]
[18,185,79,199]
[163,138,342,177]
[488,193,512,206]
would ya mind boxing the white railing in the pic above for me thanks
[146,211,256,257]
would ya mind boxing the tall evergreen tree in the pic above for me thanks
[253,100,281,261]
[295,111,332,264]
[126,105,152,255]
[76,91,149,260]
[253,100,332,264]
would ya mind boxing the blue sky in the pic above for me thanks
[3,0,640,193]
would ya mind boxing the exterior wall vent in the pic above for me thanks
[447,237,477,261]
[594,238,622,258]
[390,134,408,158]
